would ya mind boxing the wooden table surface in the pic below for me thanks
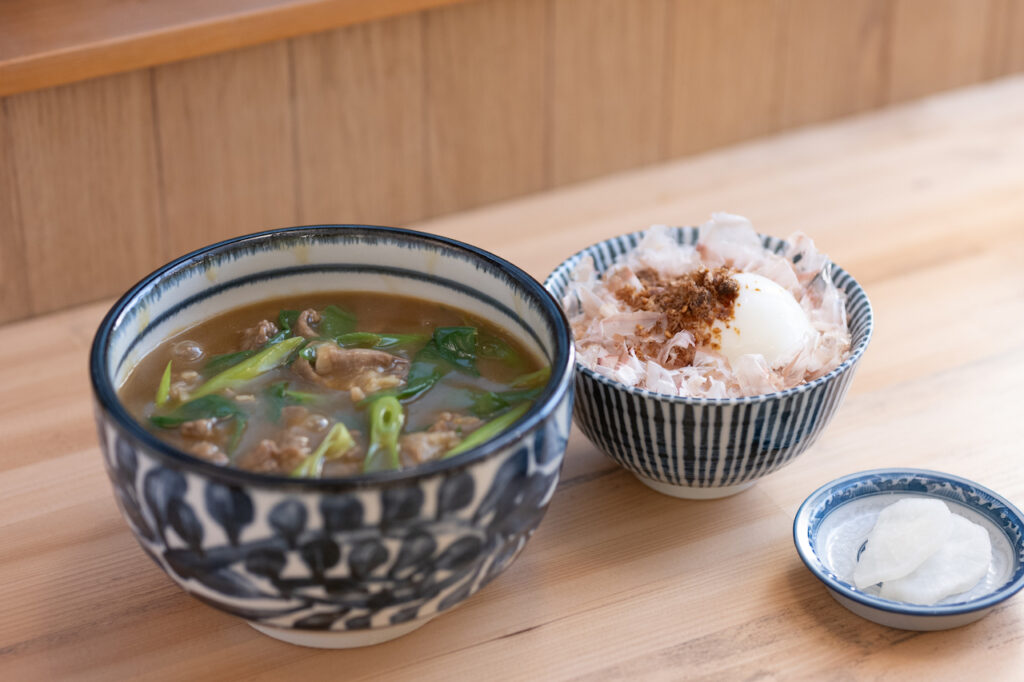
[4,75,1024,680]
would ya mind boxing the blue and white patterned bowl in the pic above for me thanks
[90,225,575,648]
[793,468,1024,630]
[545,227,872,499]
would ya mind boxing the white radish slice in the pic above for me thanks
[878,514,992,605]
[853,498,953,589]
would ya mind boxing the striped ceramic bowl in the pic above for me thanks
[544,227,873,499]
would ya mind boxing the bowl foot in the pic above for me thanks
[249,616,434,649]
[826,588,989,631]
[634,474,755,499]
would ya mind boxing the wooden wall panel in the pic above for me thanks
[0,101,31,323]
[423,0,548,215]
[4,71,162,316]
[550,0,670,186]
[3,0,1024,325]
[153,42,297,258]
[667,0,785,157]
[992,0,1024,75]
[887,0,997,103]
[779,0,890,128]
[291,14,425,227]
[1010,0,1024,72]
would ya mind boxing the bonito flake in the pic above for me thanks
[561,214,852,398]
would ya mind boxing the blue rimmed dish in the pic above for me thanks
[90,225,575,648]
[544,227,872,499]
[793,468,1024,630]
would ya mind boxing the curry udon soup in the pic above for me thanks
[119,293,549,478]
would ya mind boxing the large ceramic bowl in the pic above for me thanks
[90,225,575,648]
[545,227,872,499]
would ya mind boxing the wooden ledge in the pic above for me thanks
[0,0,473,97]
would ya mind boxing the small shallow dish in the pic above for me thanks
[90,225,575,648]
[793,468,1024,630]
[544,227,872,499]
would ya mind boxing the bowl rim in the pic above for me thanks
[543,226,873,406]
[90,224,575,492]
[792,467,1024,617]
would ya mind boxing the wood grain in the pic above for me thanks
[153,42,298,257]
[779,0,890,128]
[887,0,998,103]
[291,13,426,226]
[0,0,474,98]
[667,0,785,156]
[991,0,1024,75]
[1009,0,1024,72]
[4,0,1024,325]
[3,76,1024,680]
[0,101,31,322]
[3,71,164,317]
[549,0,670,185]
[423,0,548,215]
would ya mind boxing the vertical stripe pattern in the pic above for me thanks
[546,228,873,491]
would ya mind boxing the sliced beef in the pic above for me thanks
[168,369,202,402]
[180,418,215,439]
[239,319,279,351]
[186,441,228,465]
[315,344,407,380]
[294,309,321,339]
[236,439,307,474]
[178,416,231,465]
[281,405,311,428]
[236,429,312,474]
[292,343,409,394]
[399,431,462,464]
[291,357,320,384]
[233,406,350,475]
[398,412,483,464]
[428,412,483,436]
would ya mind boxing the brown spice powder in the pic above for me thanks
[615,267,739,367]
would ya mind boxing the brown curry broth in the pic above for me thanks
[119,292,543,474]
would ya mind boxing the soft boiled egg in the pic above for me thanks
[712,272,814,368]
